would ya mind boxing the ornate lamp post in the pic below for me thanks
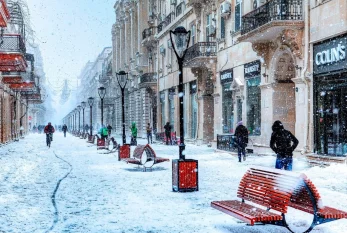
[170,26,198,192]
[81,101,86,135]
[77,105,82,134]
[98,87,106,127]
[116,70,130,160]
[88,97,94,141]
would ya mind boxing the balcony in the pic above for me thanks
[142,27,157,47]
[183,42,217,68]
[239,0,303,43]
[157,12,175,34]
[0,34,27,72]
[9,81,35,91]
[0,0,10,27]
[1,71,34,84]
[176,2,184,17]
[139,72,157,88]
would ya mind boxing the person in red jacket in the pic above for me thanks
[44,122,55,146]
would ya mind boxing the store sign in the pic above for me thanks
[244,60,261,79]
[313,34,347,75]
[220,68,233,84]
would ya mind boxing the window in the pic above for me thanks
[206,14,212,42]
[237,98,242,123]
[169,88,175,130]
[191,24,196,45]
[222,84,234,133]
[190,81,198,138]
[160,92,165,127]
[220,17,225,39]
[235,0,242,32]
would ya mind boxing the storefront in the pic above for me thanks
[313,34,347,156]
[245,60,261,136]
[220,68,234,133]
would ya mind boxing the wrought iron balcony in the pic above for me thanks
[140,72,157,84]
[239,0,303,42]
[184,42,217,67]
[0,34,27,72]
[157,12,175,34]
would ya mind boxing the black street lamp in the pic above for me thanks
[116,70,128,145]
[88,97,94,137]
[77,105,82,133]
[170,26,198,192]
[170,26,190,160]
[81,101,86,134]
[98,87,106,127]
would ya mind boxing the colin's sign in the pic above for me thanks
[313,34,347,75]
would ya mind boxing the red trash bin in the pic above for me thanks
[118,144,130,161]
[172,159,199,192]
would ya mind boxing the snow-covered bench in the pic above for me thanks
[211,166,347,233]
[122,144,169,171]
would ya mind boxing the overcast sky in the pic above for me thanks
[27,0,115,92]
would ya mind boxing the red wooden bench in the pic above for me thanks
[211,166,347,233]
[97,136,118,152]
[122,144,170,171]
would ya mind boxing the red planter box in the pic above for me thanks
[118,144,130,161]
[172,159,198,192]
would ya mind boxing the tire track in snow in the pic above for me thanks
[45,151,73,233]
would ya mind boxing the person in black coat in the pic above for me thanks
[164,122,172,145]
[234,121,248,162]
[270,120,299,171]
[62,124,68,137]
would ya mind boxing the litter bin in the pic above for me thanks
[118,144,130,161]
[172,159,198,192]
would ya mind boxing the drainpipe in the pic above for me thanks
[302,0,310,153]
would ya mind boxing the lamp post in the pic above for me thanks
[77,105,82,134]
[170,26,198,192]
[81,101,86,135]
[116,71,128,145]
[116,70,131,161]
[88,97,94,137]
[74,108,78,135]
[98,87,106,127]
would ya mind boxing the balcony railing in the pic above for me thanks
[216,134,238,152]
[241,0,303,35]
[184,42,217,63]
[142,27,157,40]
[0,34,26,54]
[157,12,175,34]
[140,72,157,84]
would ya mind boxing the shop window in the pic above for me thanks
[246,77,261,135]
[169,88,175,130]
[190,81,198,138]
[237,98,242,123]
[160,92,165,128]
[222,84,234,133]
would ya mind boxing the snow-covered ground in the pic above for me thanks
[0,133,347,233]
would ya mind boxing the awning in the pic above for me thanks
[0,0,10,27]
[0,53,27,72]
[9,82,35,91]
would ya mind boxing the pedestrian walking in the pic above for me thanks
[99,125,108,140]
[130,122,137,145]
[164,122,172,145]
[62,124,68,137]
[234,121,248,162]
[146,123,152,144]
[107,124,113,138]
[270,120,299,171]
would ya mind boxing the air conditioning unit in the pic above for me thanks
[253,0,266,9]
[220,1,231,17]
[208,25,216,37]
[160,47,166,55]
[171,0,177,5]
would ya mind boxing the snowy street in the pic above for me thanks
[1,133,347,233]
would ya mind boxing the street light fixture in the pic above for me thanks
[116,70,128,145]
[81,101,86,135]
[88,97,94,138]
[98,87,106,127]
[170,26,198,192]
[77,105,82,134]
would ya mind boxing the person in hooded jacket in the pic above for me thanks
[270,120,298,171]
[234,121,248,162]
[164,122,172,145]
[130,122,138,145]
